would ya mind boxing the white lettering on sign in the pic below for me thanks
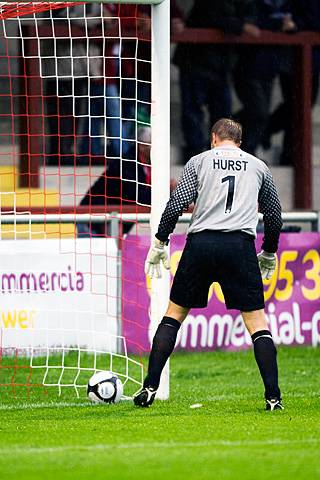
[173,303,320,350]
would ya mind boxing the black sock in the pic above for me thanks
[144,316,181,390]
[252,330,281,400]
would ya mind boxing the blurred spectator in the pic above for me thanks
[42,4,103,165]
[118,4,152,160]
[119,2,183,158]
[77,3,182,237]
[262,0,320,164]
[43,3,182,166]
[78,120,152,237]
[173,0,259,162]
[233,0,297,159]
[79,4,133,161]
[292,0,320,102]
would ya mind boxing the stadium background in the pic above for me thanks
[0,0,319,210]
[171,2,320,211]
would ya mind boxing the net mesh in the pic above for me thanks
[0,2,153,403]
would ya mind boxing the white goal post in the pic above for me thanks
[150,0,171,401]
[0,0,170,401]
[91,0,171,400]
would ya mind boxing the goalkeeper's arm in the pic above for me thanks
[155,158,198,243]
[145,158,198,278]
[258,168,283,279]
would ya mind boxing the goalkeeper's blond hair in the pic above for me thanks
[211,118,242,145]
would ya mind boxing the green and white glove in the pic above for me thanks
[145,238,170,279]
[257,251,277,280]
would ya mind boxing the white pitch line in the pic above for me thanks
[0,399,134,412]
[0,401,92,411]
[0,439,319,456]
[0,392,318,411]
[0,400,227,411]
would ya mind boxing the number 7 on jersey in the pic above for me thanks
[221,175,235,214]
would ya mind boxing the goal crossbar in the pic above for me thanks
[0,2,82,20]
[0,0,165,21]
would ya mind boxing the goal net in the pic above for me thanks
[0,1,170,403]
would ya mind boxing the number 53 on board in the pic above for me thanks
[263,249,320,302]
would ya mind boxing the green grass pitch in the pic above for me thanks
[0,347,319,480]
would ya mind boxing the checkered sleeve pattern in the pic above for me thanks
[258,168,283,253]
[156,158,198,242]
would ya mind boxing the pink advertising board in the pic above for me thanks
[122,233,320,354]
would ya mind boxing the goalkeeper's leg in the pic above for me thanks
[242,309,283,411]
[134,301,189,407]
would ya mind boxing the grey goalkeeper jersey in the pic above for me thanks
[156,146,283,253]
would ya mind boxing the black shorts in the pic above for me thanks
[170,230,265,311]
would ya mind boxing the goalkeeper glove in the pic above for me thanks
[257,251,277,280]
[145,238,170,279]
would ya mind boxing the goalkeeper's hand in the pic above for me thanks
[145,238,170,279]
[257,251,277,280]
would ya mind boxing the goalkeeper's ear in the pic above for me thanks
[210,132,217,148]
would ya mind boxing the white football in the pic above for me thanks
[87,371,123,404]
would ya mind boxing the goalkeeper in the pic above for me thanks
[134,118,283,411]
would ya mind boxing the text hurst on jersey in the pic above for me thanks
[212,158,248,171]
